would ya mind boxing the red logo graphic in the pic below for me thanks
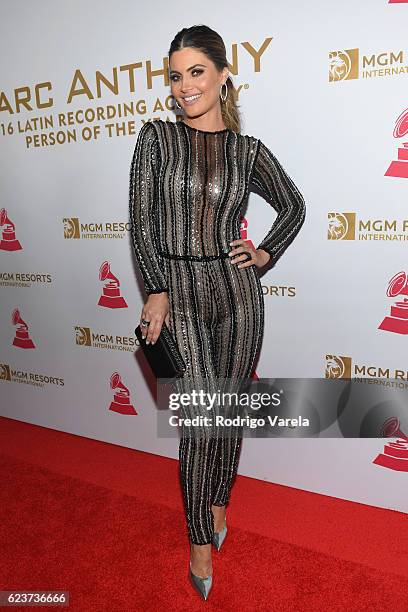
[109,372,137,415]
[378,271,408,334]
[385,108,408,178]
[12,308,35,348]
[388,0,408,3]
[239,214,257,252]
[98,261,128,309]
[373,417,408,472]
[0,208,22,251]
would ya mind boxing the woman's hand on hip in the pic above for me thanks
[140,292,170,345]
[228,239,271,269]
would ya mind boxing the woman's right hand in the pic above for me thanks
[140,292,170,345]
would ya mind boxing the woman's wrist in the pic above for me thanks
[256,248,271,266]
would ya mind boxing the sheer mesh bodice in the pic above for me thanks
[129,118,306,295]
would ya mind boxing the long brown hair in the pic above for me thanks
[168,25,241,133]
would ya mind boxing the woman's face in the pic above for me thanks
[169,48,229,119]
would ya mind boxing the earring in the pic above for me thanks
[220,82,228,103]
[175,99,182,109]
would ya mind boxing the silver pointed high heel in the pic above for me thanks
[212,522,227,552]
[189,561,213,600]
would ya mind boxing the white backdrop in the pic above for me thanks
[1,0,408,513]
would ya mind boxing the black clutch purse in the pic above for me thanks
[135,322,186,379]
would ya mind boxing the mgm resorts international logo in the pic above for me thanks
[328,48,408,81]
[327,213,408,242]
[325,355,408,472]
[63,217,129,240]
[0,362,64,387]
[325,355,408,382]
[75,326,137,352]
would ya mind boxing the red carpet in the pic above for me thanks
[1,415,407,611]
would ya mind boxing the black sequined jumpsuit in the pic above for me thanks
[129,118,306,545]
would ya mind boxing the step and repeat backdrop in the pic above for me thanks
[1,0,407,513]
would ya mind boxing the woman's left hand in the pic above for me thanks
[228,239,271,269]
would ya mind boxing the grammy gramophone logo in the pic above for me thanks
[329,48,359,82]
[239,214,256,249]
[373,417,408,472]
[240,215,248,237]
[63,218,80,239]
[109,371,137,415]
[385,107,408,179]
[327,213,356,240]
[378,270,408,334]
[325,355,352,379]
[12,308,35,348]
[0,208,22,251]
[98,261,127,309]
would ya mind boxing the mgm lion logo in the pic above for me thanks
[75,326,92,346]
[63,218,80,239]
[327,212,356,240]
[329,49,359,82]
[0,364,11,381]
[325,355,352,379]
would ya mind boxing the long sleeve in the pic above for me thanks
[129,121,168,295]
[250,139,306,263]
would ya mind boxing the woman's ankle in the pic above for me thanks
[211,504,226,532]
[190,542,212,553]
[190,542,212,577]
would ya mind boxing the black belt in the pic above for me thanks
[160,252,231,261]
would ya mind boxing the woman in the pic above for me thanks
[129,25,306,601]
